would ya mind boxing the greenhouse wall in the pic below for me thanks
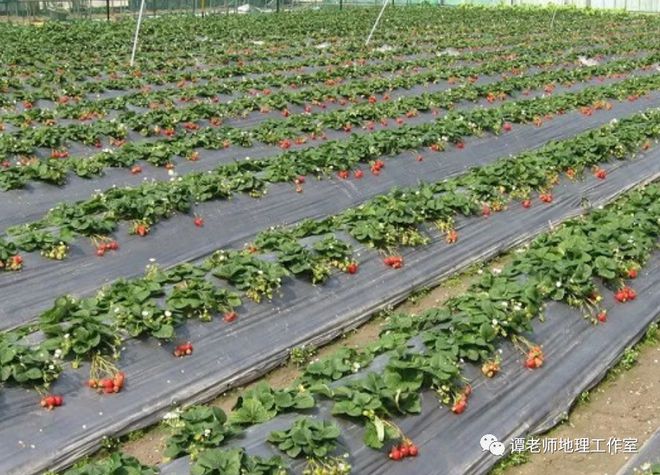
[1,0,658,22]
[443,0,659,12]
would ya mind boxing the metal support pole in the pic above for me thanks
[130,0,146,67]
[339,0,342,9]
[365,0,388,46]
[276,0,280,12]
[106,0,110,20]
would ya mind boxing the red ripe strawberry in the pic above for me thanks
[452,398,467,414]
[368,95,377,104]
[384,256,404,269]
[540,193,553,203]
[597,311,607,323]
[455,141,465,149]
[96,247,105,257]
[627,268,638,279]
[373,160,385,170]
[1,160,10,168]
[522,199,532,208]
[279,139,291,150]
[53,395,63,406]
[525,358,537,369]
[354,169,364,179]
[416,154,424,162]
[615,289,627,303]
[502,122,513,132]
[400,445,410,457]
[337,170,349,180]
[343,124,352,133]
[41,395,55,408]
[482,204,491,217]
[446,230,458,244]
[625,287,636,300]
[409,445,419,457]
[114,372,125,388]
[136,224,149,236]
[346,262,359,274]
[131,165,142,175]
[595,168,607,180]
[389,448,402,461]
[281,109,290,118]
[224,311,238,323]
[194,216,204,228]
[295,175,305,185]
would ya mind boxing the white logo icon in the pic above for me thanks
[480,434,505,456]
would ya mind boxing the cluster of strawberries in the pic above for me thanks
[174,342,193,358]
[524,346,544,369]
[88,372,126,394]
[41,394,64,410]
[388,440,419,461]
[384,256,404,269]
[451,384,473,414]
[96,240,119,257]
[615,286,637,303]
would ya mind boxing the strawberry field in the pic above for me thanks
[0,6,659,475]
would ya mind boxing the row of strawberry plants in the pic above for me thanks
[4,7,653,97]
[6,36,640,117]
[2,52,652,191]
[1,106,656,397]
[1,74,657,268]
[2,45,639,159]
[2,42,526,111]
[53,181,660,475]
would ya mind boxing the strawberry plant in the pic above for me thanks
[229,383,315,426]
[166,279,242,322]
[0,238,21,271]
[190,448,287,475]
[209,250,288,302]
[39,296,120,365]
[164,406,239,460]
[267,417,341,458]
[0,332,60,387]
[60,452,157,475]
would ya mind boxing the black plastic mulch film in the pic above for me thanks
[1,137,659,474]
[2,59,660,473]
[617,428,660,475]
[160,254,660,475]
